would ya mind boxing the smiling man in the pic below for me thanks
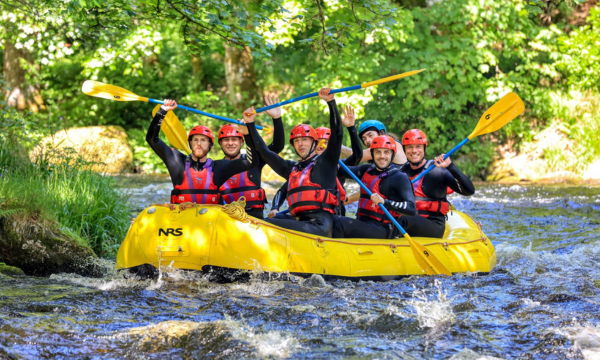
[217,95,284,219]
[146,99,257,205]
[399,129,475,238]
[243,88,344,237]
[332,135,416,239]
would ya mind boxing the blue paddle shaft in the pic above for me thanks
[410,137,470,184]
[255,85,362,113]
[148,98,264,130]
[338,160,407,236]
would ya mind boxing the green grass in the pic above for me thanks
[544,91,600,174]
[0,107,131,257]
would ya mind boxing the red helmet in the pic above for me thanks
[315,127,331,140]
[218,124,244,142]
[370,135,397,153]
[289,124,318,145]
[188,125,215,144]
[402,129,427,146]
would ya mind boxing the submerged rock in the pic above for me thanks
[0,217,103,277]
[30,125,133,174]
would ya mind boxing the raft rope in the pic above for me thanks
[222,196,248,222]
[153,202,487,250]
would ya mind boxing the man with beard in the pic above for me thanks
[332,135,416,239]
[218,95,285,219]
[146,99,257,205]
[267,105,362,218]
[242,88,343,237]
[399,129,475,238]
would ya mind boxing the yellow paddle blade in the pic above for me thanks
[152,105,191,155]
[81,80,149,102]
[468,92,525,140]
[361,69,426,88]
[405,234,452,276]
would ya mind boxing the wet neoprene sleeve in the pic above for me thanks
[341,125,363,166]
[268,117,285,154]
[271,181,288,210]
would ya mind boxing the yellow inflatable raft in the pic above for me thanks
[116,204,496,280]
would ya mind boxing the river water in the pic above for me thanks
[2,177,600,359]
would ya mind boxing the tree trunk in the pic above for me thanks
[2,39,45,112]
[224,45,260,110]
[191,56,205,93]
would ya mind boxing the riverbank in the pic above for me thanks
[0,110,131,276]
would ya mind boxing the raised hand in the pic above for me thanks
[264,94,282,119]
[342,105,356,127]
[234,122,249,135]
[318,88,334,102]
[434,154,451,168]
[242,107,256,124]
[161,99,177,112]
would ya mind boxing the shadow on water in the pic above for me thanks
[1,178,600,359]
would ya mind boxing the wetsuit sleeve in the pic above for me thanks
[247,122,293,179]
[266,117,285,154]
[384,172,417,216]
[444,163,475,196]
[212,134,258,187]
[341,125,363,166]
[321,100,343,164]
[271,180,288,210]
[145,108,186,185]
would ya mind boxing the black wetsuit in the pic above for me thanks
[146,108,257,203]
[248,99,342,237]
[399,161,475,238]
[333,164,416,239]
[270,125,362,215]
[221,117,284,219]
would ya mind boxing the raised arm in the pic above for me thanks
[341,105,362,166]
[145,100,186,183]
[319,89,343,168]
[243,106,293,179]
[264,95,285,154]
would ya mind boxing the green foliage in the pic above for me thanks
[558,6,600,91]
[0,102,131,257]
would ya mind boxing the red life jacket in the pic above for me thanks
[286,159,340,216]
[357,166,402,223]
[407,160,450,218]
[171,158,221,204]
[220,170,266,209]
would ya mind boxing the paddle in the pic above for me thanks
[81,80,272,132]
[251,69,425,114]
[411,92,525,184]
[151,105,191,155]
[337,161,451,276]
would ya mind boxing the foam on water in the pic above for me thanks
[406,279,456,329]
[554,323,600,360]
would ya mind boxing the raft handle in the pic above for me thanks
[316,238,325,248]
[390,244,397,253]
[358,249,373,255]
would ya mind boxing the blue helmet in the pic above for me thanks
[358,120,386,138]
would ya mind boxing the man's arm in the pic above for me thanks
[385,172,417,216]
[243,107,293,179]
[271,181,288,211]
[433,154,475,196]
[264,95,285,154]
[340,105,362,166]
[145,102,186,184]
